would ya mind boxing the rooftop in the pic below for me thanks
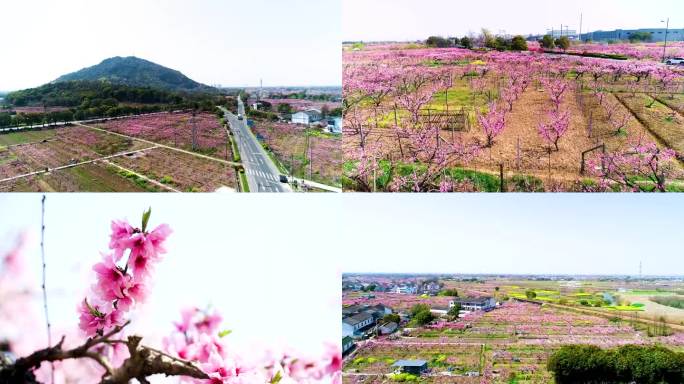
[453,297,494,305]
[343,312,373,326]
[392,360,428,367]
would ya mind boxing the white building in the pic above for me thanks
[291,109,322,125]
[342,336,354,353]
[450,297,496,312]
[342,312,374,337]
[325,117,342,134]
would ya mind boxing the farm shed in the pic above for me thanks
[392,360,428,375]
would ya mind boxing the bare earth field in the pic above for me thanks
[252,121,342,186]
[0,114,239,192]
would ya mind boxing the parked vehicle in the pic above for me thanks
[665,57,684,65]
[279,174,288,183]
[237,114,244,120]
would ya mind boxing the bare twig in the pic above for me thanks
[40,194,53,383]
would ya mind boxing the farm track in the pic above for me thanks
[102,159,181,192]
[613,94,684,158]
[75,122,243,168]
[545,302,684,332]
[0,145,158,184]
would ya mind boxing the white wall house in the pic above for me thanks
[394,285,417,294]
[326,117,342,134]
[342,312,374,337]
[450,297,496,312]
[343,336,355,353]
[291,109,322,125]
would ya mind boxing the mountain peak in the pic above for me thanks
[55,57,213,92]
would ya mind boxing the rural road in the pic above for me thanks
[219,98,291,193]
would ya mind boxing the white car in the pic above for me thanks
[665,57,684,65]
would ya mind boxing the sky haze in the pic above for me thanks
[343,0,683,41]
[0,0,341,91]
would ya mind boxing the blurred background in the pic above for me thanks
[0,194,342,360]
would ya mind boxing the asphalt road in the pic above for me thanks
[220,98,291,192]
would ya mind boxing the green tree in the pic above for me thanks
[541,35,555,49]
[426,36,451,48]
[0,113,12,128]
[629,31,652,43]
[482,29,496,49]
[447,303,461,318]
[277,103,293,114]
[525,290,537,299]
[556,36,570,51]
[381,313,400,325]
[460,36,473,49]
[410,304,431,317]
[510,35,528,51]
[494,36,510,51]
[409,303,435,326]
[440,289,459,297]
[413,310,435,326]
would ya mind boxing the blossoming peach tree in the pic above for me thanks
[0,210,341,384]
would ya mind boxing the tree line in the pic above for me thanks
[426,29,529,52]
[0,80,235,129]
[547,344,684,384]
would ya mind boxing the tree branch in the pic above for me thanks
[100,336,208,384]
[0,321,206,384]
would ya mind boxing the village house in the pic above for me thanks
[291,109,322,125]
[393,284,418,294]
[392,360,428,375]
[450,297,496,312]
[342,312,374,337]
[342,336,354,354]
[379,321,398,335]
[421,281,441,295]
[325,117,342,134]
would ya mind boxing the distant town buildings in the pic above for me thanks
[581,28,684,43]
[527,28,684,43]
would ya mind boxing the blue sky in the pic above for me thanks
[0,194,341,354]
[343,0,683,41]
[339,195,684,276]
[0,0,341,91]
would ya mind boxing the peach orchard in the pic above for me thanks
[342,44,684,192]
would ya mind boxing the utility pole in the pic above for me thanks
[662,18,670,62]
[308,135,313,180]
[579,13,583,41]
[191,110,197,151]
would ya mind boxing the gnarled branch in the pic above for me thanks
[0,322,207,384]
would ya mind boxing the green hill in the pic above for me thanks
[55,56,214,92]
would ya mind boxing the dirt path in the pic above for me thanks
[103,160,181,192]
